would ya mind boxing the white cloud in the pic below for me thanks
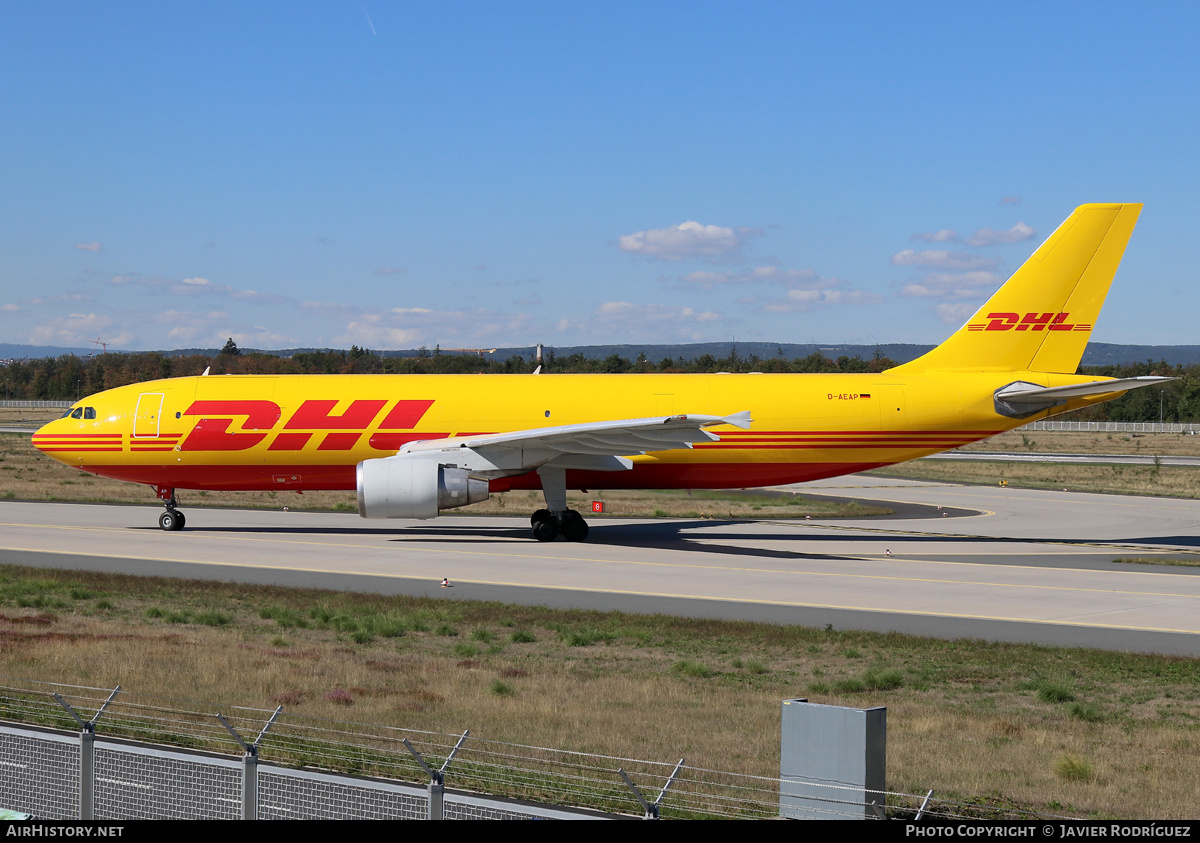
[151,310,293,349]
[681,262,883,314]
[109,273,286,303]
[224,327,293,349]
[74,241,102,252]
[333,305,535,349]
[676,264,820,290]
[965,221,1036,247]
[300,299,355,312]
[155,310,231,344]
[618,221,746,260]
[898,271,1001,300]
[934,302,979,324]
[374,266,407,275]
[678,271,737,290]
[909,229,960,244]
[26,313,132,347]
[890,250,999,271]
[748,265,818,284]
[757,287,883,314]
[1,304,19,312]
[560,302,727,341]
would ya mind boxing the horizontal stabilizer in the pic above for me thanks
[994,376,1174,418]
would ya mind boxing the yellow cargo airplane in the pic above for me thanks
[33,203,1168,541]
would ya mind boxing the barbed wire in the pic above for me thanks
[0,675,1075,821]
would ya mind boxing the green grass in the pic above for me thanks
[490,680,516,697]
[1055,756,1094,783]
[672,660,714,678]
[1112,556,1200,568]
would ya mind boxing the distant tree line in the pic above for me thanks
[0,344,1189,421]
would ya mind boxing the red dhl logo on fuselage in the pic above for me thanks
[178,399,439,452]
[965,312,1091,332]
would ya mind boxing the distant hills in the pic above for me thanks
[3,341,1200,367]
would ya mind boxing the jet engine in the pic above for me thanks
[357,455,489,519]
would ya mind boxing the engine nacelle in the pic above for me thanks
[356,455,489,519]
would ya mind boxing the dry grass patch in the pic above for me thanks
[1112,557,1200,568]
[961,429,1200,458]
[0,407,63,426]
[870,459,1200,498]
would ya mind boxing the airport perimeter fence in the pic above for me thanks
[0,677,1066,821]
[1023,420,1200,433]
[0,401,71,410]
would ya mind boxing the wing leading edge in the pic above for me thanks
[398,410,753,474]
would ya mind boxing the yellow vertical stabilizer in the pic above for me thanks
[894,203,1142,375]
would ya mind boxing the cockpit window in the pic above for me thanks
[70,408,83,419]
[84,407,96,420]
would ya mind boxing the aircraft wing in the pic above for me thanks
[398,411,752,473]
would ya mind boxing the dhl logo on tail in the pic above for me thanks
[966,312,1091,332]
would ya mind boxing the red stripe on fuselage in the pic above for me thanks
[76,460,890,492]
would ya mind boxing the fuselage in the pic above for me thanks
[32,369,1107,494]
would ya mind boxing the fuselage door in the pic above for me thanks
[876,384,907,429]
[134,393,164,438]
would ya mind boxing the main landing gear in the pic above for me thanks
[530,509,589,542]
[529,466,590,542]
[155,487,186,532]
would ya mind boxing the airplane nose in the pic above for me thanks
[31,418,61,454]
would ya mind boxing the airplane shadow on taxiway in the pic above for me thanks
[161,519,859,561]
[155,516,1200,563]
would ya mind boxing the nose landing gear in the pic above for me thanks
[155,487,186,531]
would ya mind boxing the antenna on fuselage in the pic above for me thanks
[201,366,210,376]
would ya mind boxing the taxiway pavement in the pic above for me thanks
[2,476,1199,655]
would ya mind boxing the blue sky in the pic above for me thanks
[2,2,1198,352]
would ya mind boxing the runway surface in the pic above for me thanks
[2,476,1200,655]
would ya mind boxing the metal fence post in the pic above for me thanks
[53,684,120,820]
[618,759,683,820]
[217,706,282,820]
[403,730,468,820]
[79,727,93,820]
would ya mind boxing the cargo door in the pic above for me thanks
[134,393,164,438]
[876,384,907,429]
